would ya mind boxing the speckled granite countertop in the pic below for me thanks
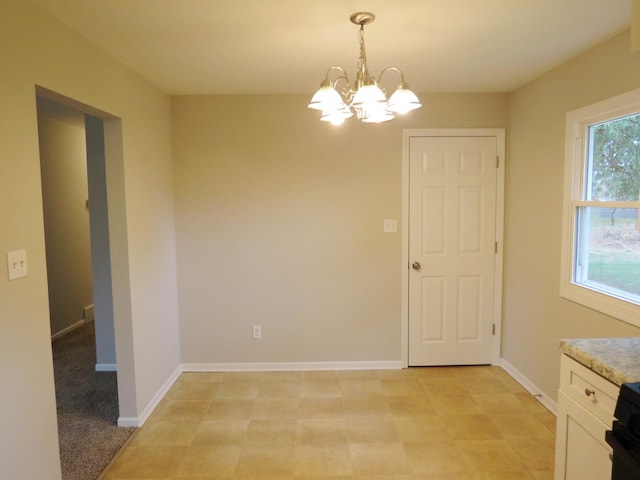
[560,338,640,386]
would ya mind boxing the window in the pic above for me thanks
[561,89,640,326]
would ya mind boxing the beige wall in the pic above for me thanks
[503,30,640,401]
[172,93,507,365]
[0,1,180,478]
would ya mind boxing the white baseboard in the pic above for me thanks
[181,360,403,372]
[117,365,182,428]
[51,318,89,341]
[500,358,557,415]
[95,363,117,372]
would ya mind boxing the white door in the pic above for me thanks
[408,135,499,366]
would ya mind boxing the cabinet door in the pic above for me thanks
[554,391,612,480]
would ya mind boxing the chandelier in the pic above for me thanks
[308,12,422,126]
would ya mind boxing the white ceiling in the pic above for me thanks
[30,0,632,95]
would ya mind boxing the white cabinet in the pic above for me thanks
[554,354,618,480]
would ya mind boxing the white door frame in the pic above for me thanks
[401,128,505,367]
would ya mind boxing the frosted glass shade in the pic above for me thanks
[320,107,353,126]
[351,84,386,106]
[308,85,347,111]
[387,86,422,114]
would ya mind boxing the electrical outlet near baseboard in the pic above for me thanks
[252,325,262,339]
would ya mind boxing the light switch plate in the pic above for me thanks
[7,250,28,280]
[383,219,398,233]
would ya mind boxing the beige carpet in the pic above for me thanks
[52,322,135,480]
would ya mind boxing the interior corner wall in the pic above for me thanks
[503,29,640,401]
[0,1,180,478]
[172,93,508,366]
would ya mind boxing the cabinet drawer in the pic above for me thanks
[559,354,618,426]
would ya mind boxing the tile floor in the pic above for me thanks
[102,366,556,480]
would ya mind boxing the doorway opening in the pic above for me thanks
[36,91,134,479]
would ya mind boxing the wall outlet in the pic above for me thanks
[252,325,262,339]
[383,219,397,233]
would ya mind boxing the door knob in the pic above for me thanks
[412,262,421,270]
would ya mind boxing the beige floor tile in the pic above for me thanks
[413,473,475,480]
[215,382,261,399]
[488,414,554,439]
[359,475,414,480]
[413,366,462,379]
[206,399,254,420]
[451,366,497,379]
[340,379,384,397]
[428,394,483,415]
[174,445,241,477]
[152,400,210,423]
[472,392,533,414]
[387,396,435,417]
[478,472,537,480]
[404,441,468,474]
[235,444,296,476]
[381,379,425,397]
[258,381,302,398]
[295,444,353,476]
[535,411,558,434]
[102,367,557,480]
[245,418,298,445]
[107,446,188,478]
[223,372,270,383]
[299,397,344,418]
[513,393,552,414]
[349,442,411,475]
[459,377,510,395]
[419,377,469,396]
[337,370,379,380]
[509,436,556,471]
[166,381,220,401]
[393,415,451,442]
[438,414,502,441]
[257,370,303,383]
[343,396,391,417]
[377,368,425,380]
[302,370,340,380]
[252,398,300,419]
[531,470,554,480]
[297,418,348,445]
[191,419,249,445]
[455,439,527,472]
[128,420,198,447]
[302,380,343,398]
[346,416,399,443]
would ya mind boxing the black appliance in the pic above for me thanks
[606,382,640,479]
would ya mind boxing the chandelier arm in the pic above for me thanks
[322,66,356,102]
[377,66,406,86]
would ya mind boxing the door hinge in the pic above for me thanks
[496,156,499,168]
[495,241,498,253]
[492,324,496,335]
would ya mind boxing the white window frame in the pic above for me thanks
[561,88,640,327]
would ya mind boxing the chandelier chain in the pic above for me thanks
[357,24,369,83]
